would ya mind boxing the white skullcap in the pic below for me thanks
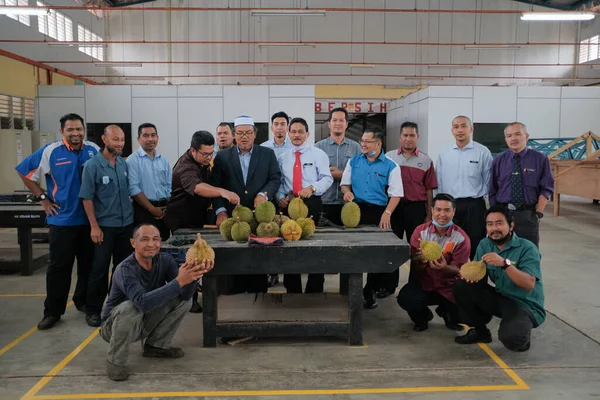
[234,115,254,127]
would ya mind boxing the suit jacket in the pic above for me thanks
[211,145,281,214]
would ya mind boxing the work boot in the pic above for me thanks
[143,343,185,358]
[106,360,129,381]
[454,327,492,345]
[37,316,60,330]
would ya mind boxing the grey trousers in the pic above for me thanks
[100,297,192,366]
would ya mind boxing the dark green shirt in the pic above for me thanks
[475,234,545,326]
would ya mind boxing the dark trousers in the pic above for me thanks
[86,224,134,316]
[397,280,459,324]
[283,196,324,293]
[44,225,94,317]
[453,279,537,351]
[509,209,539,248]
[133,200,170,241]
[355,203,388,300]
[453,197,487,260]
[322,204,343,226]
[385,200,428,291]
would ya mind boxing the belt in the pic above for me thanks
[149,198,169,207]
[499,203,536,211]
[400,199,426,204]
[455,196,483,201]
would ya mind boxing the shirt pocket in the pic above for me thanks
[301,162,318,183]
[522,169,541,188]
[155,163,170,186]
[97,175,116,198]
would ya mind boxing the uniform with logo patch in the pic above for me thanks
[397,221,471,327]
[15,139,99,319]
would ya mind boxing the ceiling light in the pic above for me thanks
[95,63,142,67]
[251,9,326,17]
[521,12,595,21]
[464,45,521,50]
[258,43,315,48]
[404,77,445,82]
[427,64,473,69]
[0,6,49,15]
[124,77,165,81]
[349,64,374,68]
[263,63,310,67]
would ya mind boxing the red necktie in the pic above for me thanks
[293,151,302,196]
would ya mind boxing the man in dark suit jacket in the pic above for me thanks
[212,115,281,294]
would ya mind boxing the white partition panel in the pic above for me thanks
[177,98,224,156]
[85,86,132,123]
[268,97,315,144]
[427,98,473,163]
[223,86,269,122]
[560,99,600,138]
[38,98,86,135]
[473,87,518,123]
[132,97,179,165]
[517,99,561,139]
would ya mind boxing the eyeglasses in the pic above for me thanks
[235,130,255,138]
[360,139,378,145]
[194,150,214,158]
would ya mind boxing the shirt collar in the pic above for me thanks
[500,233,522,251]
[452,140,474,150]
[510,147,529,158]
[327,136,348,146]
[272,138,290,148]
[397,147,421,157]
[427,221,455,237]
[136,146,160,158]
[97,151,120,168]
[236,145,253,156]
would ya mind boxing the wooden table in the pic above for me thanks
[167,227,409,347]
[0,202,49,275]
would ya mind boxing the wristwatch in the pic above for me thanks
[501,258,512,270]
[310,185,317,193]
[535,211,544,219]
[37,193,47,201]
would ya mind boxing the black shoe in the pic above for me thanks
[363,291,378,309]
[376,289,393,299]
[143,343,184,358]
[412,308,434,332]
[37,316,60,330]
[268,274,279,287]
[75,304,86,313]
[454,328,492,345]
[435,307,464,331]
[86,314,101,327]
[189,301,203,313]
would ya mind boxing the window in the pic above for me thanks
[0,94,36,130]
[1,0,31,26]
[78,24,104,61]
[579,35,599,64]
[37,1,73,41]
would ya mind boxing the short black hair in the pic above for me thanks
[271,111,290,124]
[328,107,348,122]
[137,122,157,138]
[400,121,418,135]
[190,130,215,150]
[216,122,232,131]
[364,126,385,143]
[132,223,159,239]
[289,117,309,132]
[485,205,514,224]
[60,113,84,130]
[432,193,456,209]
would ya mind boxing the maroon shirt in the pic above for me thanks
[385,148,437,202]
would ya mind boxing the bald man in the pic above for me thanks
[80,125,134,328]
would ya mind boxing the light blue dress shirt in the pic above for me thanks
[435,140,493,199]
[261,138,292,158]
[276,146,333,201]
[126,147,172,201]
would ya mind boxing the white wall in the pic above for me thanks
[388,85,600,162]
[37,84,315,164]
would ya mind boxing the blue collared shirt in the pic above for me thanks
[314,136,362,204]
[261,138,292,158]
[79,152,134,228]
[435,140,493,199]
[276,146,333,201]
[126,147,172,201]
[340,151,404,207]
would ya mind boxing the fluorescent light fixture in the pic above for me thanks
[427,64,473,69]
[48,42,103,47]
[521,12,595,21]
[349,64,374,68]
[258,43,315,48]
[263,63,310,67]
[251,9,326,17]
[95,63,142,67]
[265,76,305,80]
[404,77,445,82]
[124,77,165,81]
[464,45,521,50]
[0,6,49,15]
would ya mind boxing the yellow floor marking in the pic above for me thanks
[21,328,99,400]
[0,301,73,357]
[478,343,530,389]
[0,293,74,297]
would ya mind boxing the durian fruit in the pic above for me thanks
[219,217,236,241]
[460,261,487,282]
[231,219,251,242]
[255,201,276,223]
[419,240,443,262]
[248,217,259,234]
[185,233,215,263]
[296,216,316,239]
[256,221,280,238]
[341,201,361,228]
[281,219,302,241]
[272,213,290,227]
[232,205,253,223]
[288,197,309,220]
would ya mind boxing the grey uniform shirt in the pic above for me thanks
[314,136,362,205]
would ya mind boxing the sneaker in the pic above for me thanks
[454,328,492,345]
[37,316,60,330]
[142,343,184,358]
[106,360,129,381]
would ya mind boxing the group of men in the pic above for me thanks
[15,109,552,381]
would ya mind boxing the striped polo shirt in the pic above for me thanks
[410,221,471,302]
[386,148,437,202]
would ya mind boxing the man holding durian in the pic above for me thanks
[453,206,544,352]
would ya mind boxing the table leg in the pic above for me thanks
[202,274,218,348]
[348,273,363,346]
[17,226,33,276]
[339,273,349,295]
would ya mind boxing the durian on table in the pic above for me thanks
[341,201,361,228]
[185,233,215,263]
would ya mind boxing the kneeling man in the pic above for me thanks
[454,206,544,352]
[100,224,213,381]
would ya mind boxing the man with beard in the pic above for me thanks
[126,123,172,241]
[453,206,545,352]
[15,113,99,330]
[80,125,134,327]
[276,117,333,293]
[261,111,292,158]
[397,193,469,332]
[315,107,362,226]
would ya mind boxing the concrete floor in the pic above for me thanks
[1,196,599,399]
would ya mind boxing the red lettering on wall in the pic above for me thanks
[341,102,348,109]
[368,102,374,112]
[380,103,387,113]
[315,102,322,112]
[355,102,361,112]
[328,102,336,112]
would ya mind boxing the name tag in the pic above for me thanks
[303,163,314,167]
[469,160,479,164]
[102,176,110,185]
[525,168,536,172]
